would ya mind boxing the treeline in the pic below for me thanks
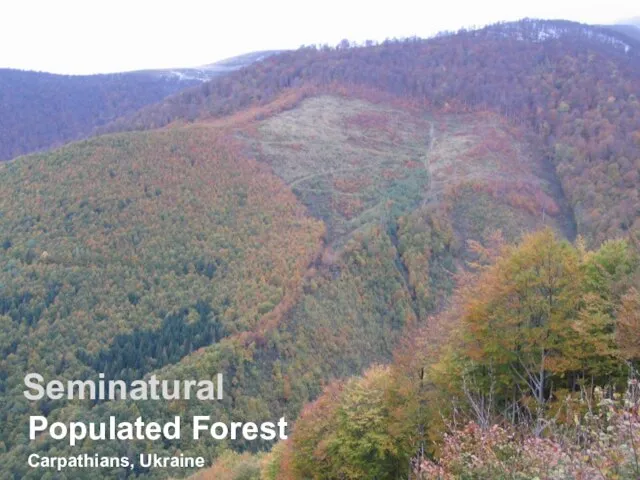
[102,19,640,247]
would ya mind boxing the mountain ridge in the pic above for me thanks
[132,50,285,82]
[97,19,640,247]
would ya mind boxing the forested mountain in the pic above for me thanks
[0,51,280,161]
[0,18,638,480]
[99,19,640,249]
[603,19,640,42]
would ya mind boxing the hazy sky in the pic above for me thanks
[0,0,637,75]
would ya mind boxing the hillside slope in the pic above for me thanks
[605,23,640,42]
[0,18,638,480]
[101,19,640,248]
[0,123,325,478]
[0,90,577,478]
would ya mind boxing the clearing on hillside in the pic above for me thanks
[243,95,574,248]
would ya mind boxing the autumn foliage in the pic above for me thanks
[259,229,639,479]
[102,19,640,246]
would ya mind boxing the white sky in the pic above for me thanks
[0,0,637,75]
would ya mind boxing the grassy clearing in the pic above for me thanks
[244,96,431,245]
[246,95,571,248]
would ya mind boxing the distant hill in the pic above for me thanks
[600,17,640,42]
[607,24,640,41]
[137,50,284,81]
[0,50,282,161]
[620,16,640,27]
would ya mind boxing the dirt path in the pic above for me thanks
[422,122,436,206]
[293,187,364,197]
[288,166,372,188]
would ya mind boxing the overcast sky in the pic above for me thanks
[0,0,637,75]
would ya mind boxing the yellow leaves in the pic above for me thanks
[616,288,640,362]
[427,228,634,419]
[286,365,419,479]
[189,451,264,480]
[575,235,587,260]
